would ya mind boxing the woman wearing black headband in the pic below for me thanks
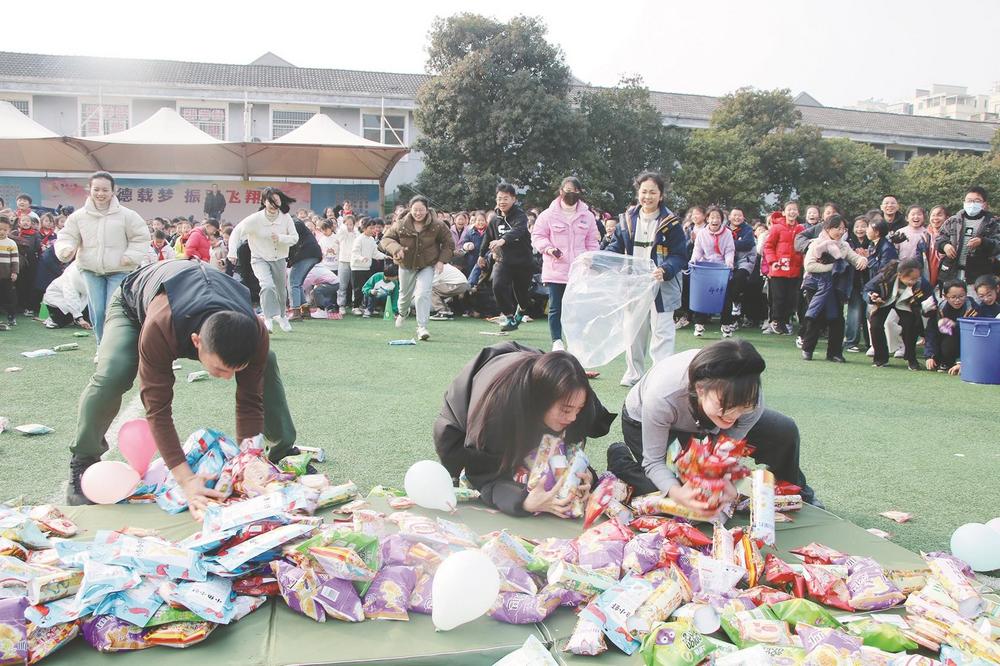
[607,339,820,511]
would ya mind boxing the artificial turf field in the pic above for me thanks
[1,312,997,562]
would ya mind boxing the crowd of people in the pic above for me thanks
[2,174,998,380]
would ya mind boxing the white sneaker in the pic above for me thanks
[893,348,905,359]
[865,347,875,357]
[552,340,566,352]
[351,308,363,316]
[339,307,346,316]
[731,303,742,317]
[278,316,292,333]
[395,315,404,328]
[263,317,274,334]
[721,325,734,338]
[93,353,99,364]
[693,324,705,337]
[417,326,430,341]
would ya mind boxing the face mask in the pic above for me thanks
[964,202,984,217]
[562,192,580,206]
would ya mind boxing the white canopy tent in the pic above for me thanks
[0,106,409,199]
[66,107,247,176]
[0,101,97,172]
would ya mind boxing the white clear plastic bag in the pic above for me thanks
[562,251,659,368]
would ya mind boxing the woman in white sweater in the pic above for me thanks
[55,171,150,351]
[228,187,299,333]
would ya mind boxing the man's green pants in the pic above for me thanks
[70,293,296,463]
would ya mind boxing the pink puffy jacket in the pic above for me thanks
[531,198,600,284]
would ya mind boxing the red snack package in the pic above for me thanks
[802,564,853,611]
[774,481,802,496]
[789,543,849,565]
[578,518,633,545]
[764,553,806,599]
[649,519,712,549]
[739,585,795,607]
[583,473,629,529]
[629,516,668,532]
[217,520,286,556]
[233,574,280,596]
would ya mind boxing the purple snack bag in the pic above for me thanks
[532,538,578,565]
[556,588,591,608]
[315,576,365,622]
[623,531,665,575]
[379,535,410,566]
[498,565,539,595]
[81,615,153,652]
[362,566,417,621]
[488,585,563,624]
[0,597,28,664]
[272,560,326,622]
[576,539,625,579]
[407,571,433,615]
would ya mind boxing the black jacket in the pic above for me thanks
[433,342,615,516]
[204,190,227,218]
[287,220,322,265]
[479,204,533,267]
[935,211,1000,283]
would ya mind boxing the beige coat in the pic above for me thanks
[55,196,151,275]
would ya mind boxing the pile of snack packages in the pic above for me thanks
[0,430,996,665]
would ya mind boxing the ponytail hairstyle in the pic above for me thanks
[687,339,766,418]
[467,351,596,473]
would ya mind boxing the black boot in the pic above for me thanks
[67,456,100,505]
[800,483,825,510]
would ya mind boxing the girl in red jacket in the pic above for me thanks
[763,202,805,334]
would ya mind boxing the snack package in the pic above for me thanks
[74,560,142,608]
[638,619,716,666]
[27,568,83,605]
[578,518,633,545]
[556,449,590,518]
[632,492,718,523]
[362,566,417,621]
[278,452,313,477]
[738,585,794,607]
[768,597,842,629]
[26,506,77,538]
[489,585,563,624]
[801,564,853,612]
[564,616,607,656]
[764,553,807,598]
[0,597,28,665]
[161,576,235,624]
[0,510,51,549]
[714,644,807,665]
[403,542,444,574]
[886,569,928,596]
[526,435,567,492]
[144,621,215,648]
[845,619,918,653]
[623,531,665,576]
[583,472,630,529]
[407,571,433,615]
[26,619,79,665]
[790,543,849,565]
[480,530,538,570]
[212,522,315,573]
[310,546,378,583]
[626,577,686,635]
[672,602,722,634]
[648,518,713,549]
[14,424,54,437]
[694,554,746,596]
[498,565,538,596]
[845,557,904,611]
[749,469,776,546]
[92,579,163,628]
[435,518,480,548]
[232,574,279,597]
[24,595,96,629]
[389,513,449,548]
[775,494,803,512]
[531,538,578,566]
[576,538,624,579]
[92,530,208,581]
[720,608,793,649]
[547,561,617,597]
[200,492,287,538]
[0,538,28,561]
[797,624,863,664]
[315,576,365,622]
[146,604,203,627]
[735,531,765,587]
[273,560,326,622]
[925,555,985,619]
[578,575,655,655]
[81,615,153,652]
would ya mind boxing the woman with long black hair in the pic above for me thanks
[434,343,615,517]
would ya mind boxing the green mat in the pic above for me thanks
[42,499,924,666]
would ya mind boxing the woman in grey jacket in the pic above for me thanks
[607,339,820,510]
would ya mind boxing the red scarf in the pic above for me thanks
[712,228,722,257]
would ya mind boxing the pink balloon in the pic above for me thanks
[118,418,157,476]
[81,461,141,504]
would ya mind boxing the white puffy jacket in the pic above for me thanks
[55,196,150,275]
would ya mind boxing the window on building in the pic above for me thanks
[179,106,226,140]
[362,113,406,145]
[272,110,314,139]
[886,148,915,170]
[80,103,129,136]
[2,99,29,116]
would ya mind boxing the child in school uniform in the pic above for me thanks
[689,205,735,337]
[972,274,1000,318]
[361,264,399,318]
[864,258,936,370]
[335,215,358,315]
[925,279,977,373]
[800,215,869,362]
[351,218,388,315]
[0,216,19,330]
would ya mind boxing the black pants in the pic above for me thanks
[0,279,15,319]
[722,268,749,325]
[492,261,532,317]
[769,276,800,326]
[609,406,809,499]
[351,269,375,309]
[744,272,767,324]
[938,332,960,368]
[15,263,39,313]
[802,313,845,358]
[870,307,919,365]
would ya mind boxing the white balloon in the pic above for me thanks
[950,522,1000,572]
[404,460,457,512]
[986,517,1000,536]
[432,550,500,631]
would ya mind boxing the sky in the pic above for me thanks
[8,0,997,108]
